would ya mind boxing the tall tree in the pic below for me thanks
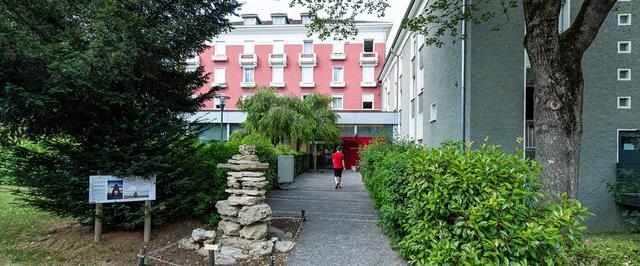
[0,0,240,226]
[292,0,618,198]
[238,88,340,146]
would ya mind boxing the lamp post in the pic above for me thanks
[214,95,231,141]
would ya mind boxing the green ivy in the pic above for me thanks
[360,141,589,265]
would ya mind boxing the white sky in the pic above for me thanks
[229,0,411,49]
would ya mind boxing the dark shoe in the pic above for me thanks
[337,183,342,189]
[335,183,339,189]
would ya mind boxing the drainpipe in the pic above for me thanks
[460,0,467,143]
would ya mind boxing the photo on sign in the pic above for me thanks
[107,180,123,200]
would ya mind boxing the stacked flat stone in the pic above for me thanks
[214,145,274,263]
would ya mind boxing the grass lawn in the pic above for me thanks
[0,186,70,265]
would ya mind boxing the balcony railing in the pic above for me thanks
[239,53,258,67]
[212,53,227,61]
[298,53,317,66]
[616,163,640,207]
[268,53,287,67]
[185,55,199,72]
[359,52,378,66]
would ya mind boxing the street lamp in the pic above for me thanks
[214,94,231,141]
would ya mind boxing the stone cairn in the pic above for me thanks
[214,145,274,264]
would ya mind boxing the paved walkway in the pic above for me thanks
[266,170,406,266]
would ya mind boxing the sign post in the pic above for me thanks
[94,203,103,243]
[89,175,157,243]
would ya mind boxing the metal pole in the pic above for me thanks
[137,248,146,266]
[94,203,103,243]
[220,102,225,141]
[143,200,151,243]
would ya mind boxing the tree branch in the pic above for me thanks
[563,0,617,53]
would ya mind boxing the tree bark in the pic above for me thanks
[522,0,616,198]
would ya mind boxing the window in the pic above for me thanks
[332,40,344,54]
[302,66,314,83]
[362,93,374,110]
[412,37,417,59]
[215,41,226,56]
[618,68,631,80]
[273,40,284,54]
[363,39,374,52]
[244,17,257,25]
[244,40,255,54]
[558,0,570,32]
[418,92,424,113]
[303,40,314,53]
[618,97,631,109]
[301,93,310,100]
[619,14,631,25]
[332,67,344,83]
[618,41,631,53]
[272,16,286,25]
[272,66,284,84]
[242,93,253,101]
[332,94,344,110]
[430,102,437,122]
[243,68,254,83]
[411,99,415,118]
[362,65,374,83]
[214,67,225,83]
[301,15,311,25]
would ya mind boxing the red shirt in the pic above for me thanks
[331,152,345,169]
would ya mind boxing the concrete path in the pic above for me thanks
[266,170,406,266]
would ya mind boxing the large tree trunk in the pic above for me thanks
[523,0,616,198]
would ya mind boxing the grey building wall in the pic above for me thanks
[574,0,639,231]
[467,2,525,153]
[421,35,462,146]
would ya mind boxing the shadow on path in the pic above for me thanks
[267,170,406,266]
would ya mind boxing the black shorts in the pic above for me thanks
[333,168,343,177]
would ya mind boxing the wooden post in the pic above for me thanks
[144,200,151,243]
[94,203,103,243]
[137,248,146,266]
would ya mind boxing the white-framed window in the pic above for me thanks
[411,37,417,59]
[619,14,631,25]
[618,68,631,80]
[303,40,314,53]
[275,93,284,97]
[430,102,437,122]
[331,94,344,110]
[273,40,284,54]
[332,66,344,83]
[301,15,311,25]
[302,66,314,83]
[362,93,374,110]
[301,93,310,100]
[363,39,374,52]
[244,40,255,54]
[332,40,344,54]
[244,17,257,25]
[215,41,226,56]
[618,97,631,109]
[362,65,374,83]
[418,92,424,113]
[272,16,286,25]
[243,68,254,83]
[618,41,632,53]
[214,67,225,83]
[272,66,284,84]
[242,93,253,101]
[558,0,570,32]
[411,99,416,118]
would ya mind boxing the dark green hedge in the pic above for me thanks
[359,140,588,265]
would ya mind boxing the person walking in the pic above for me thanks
[331,147,345,189]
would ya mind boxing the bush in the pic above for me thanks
[359,141,588,265]
[0,148,16,185]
